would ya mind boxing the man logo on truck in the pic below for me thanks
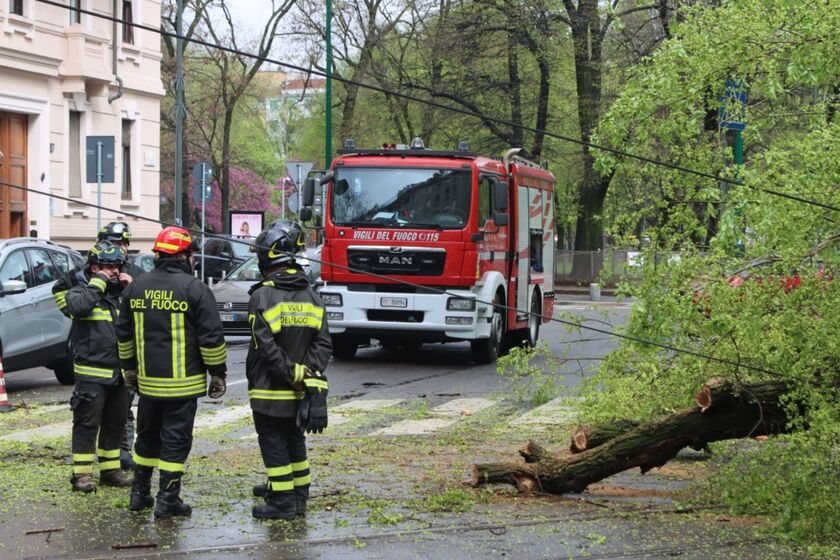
[379,255,413,265]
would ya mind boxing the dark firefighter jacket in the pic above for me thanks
[246,267,332,417]
[52,271,123,385]
[115,259,227,400]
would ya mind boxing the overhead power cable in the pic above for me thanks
[34,0,840,214]
[0,177,781,377]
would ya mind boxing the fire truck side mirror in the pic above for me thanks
[302,179,316,206]
[299,207,313,222]
[494,213,509,226]
[492,179,508,211]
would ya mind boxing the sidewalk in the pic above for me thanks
[0,395,809,559]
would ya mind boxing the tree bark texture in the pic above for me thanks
[473,379,791,494]
[570,419,641,453]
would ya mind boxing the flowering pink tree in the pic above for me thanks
[197,167,282,233]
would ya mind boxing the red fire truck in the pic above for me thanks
[301,139,555,364]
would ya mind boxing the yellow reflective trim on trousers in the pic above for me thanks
[249,389,304,401]
[133,453,158,467]
[73,453,96,462]
[74,363,114,378]
[159,460,185,473]
[266,465,293,477]
[269,480,295,492]
[134,312,146,376]
[291,460,309,471]
[99,459,120,470]
[171,312,186,378]
[293,474,312,486]
[97,448,121,459]
[73,465,94,474]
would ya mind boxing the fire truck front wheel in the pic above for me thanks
[332,336,360,360]
[471,291,505,364]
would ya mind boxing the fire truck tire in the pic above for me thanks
[506,290,541,350]
[471,291,505,364]
[332,336,359,360]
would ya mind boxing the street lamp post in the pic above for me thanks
[325,0,332,169]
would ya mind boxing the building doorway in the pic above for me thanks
[0,111,28,238]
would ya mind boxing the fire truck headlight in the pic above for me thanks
[321,293,343,307]
[447,297,476,311]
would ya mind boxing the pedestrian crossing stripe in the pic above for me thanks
[0,396,581,442]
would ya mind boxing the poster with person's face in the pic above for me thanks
[229,212,264,239]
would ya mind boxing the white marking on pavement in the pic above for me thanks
[328,398,406,429]
[193,405,252,430]
[510,397,579,427]
[227,379,248,386]
[372,397,496,436]
[1,421,73,442]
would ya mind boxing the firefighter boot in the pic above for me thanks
[100,468,133,487]
[295,485,309,517]
[71,474,96,493]
[252,483,268,497]
[154,472,192,518]
[129,465,154,511]
[252,490,296,520]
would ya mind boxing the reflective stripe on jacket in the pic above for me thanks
[246,267,332,417]
[116,259,227,400]
[53,271,123,385]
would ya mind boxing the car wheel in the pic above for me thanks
[52,338,75,385]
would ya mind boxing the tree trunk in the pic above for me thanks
[221,106,234,234]
[570,419,641,453]
[473,379,792,494]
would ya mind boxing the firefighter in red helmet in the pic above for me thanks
[116,226,228,517]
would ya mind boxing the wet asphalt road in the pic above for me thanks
[4,303,629,408]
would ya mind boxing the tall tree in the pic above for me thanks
[196,0,297,233]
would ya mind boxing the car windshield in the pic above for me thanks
[331,167,471,229]
[226,256,261,281]
[230,238,254,258]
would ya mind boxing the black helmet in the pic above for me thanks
[87,240,127,268]
[98,221,132,246]
[255,220,305,274]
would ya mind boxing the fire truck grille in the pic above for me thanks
[347,249,445,276]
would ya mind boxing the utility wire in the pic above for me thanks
[0,177,781,377]
[34,0,840,214]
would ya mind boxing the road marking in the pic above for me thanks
[227,379,248,387]
[193,404,252,430]
[333,398,405,412]
[1,421,73,442]
[510,397,579,428]
[372,397,495,436]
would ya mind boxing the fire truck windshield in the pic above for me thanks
[331,167,471,230]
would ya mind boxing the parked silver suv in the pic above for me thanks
[0,238,86,384]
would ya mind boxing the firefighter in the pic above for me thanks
[116,226,228,518]
[247,220,332,520]
[56,241,134,493]
[97,221,141,470]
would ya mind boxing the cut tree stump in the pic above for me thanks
[473,379,791,494]
[570,419,640,453]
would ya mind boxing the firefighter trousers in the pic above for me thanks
[70,381,129,477]
[252,411,311,498]
[133,397,197,484]
[120,388,136,454]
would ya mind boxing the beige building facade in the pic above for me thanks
[0,0,163,250]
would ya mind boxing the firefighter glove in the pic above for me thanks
[123,369,138,390]
[208,375,227,399]
[301,369,329,393]
[297,389,328,434]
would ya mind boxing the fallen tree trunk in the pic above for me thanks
[473,379,791,494]
[570,419,640,453]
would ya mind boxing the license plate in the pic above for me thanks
[220,313,238,322]
[380,297,407,308]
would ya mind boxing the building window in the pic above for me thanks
[122,0,134,44]
[69,0,80,24]
[68,111,82,197]
[10,0,24,16]
[121,120,132,199]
